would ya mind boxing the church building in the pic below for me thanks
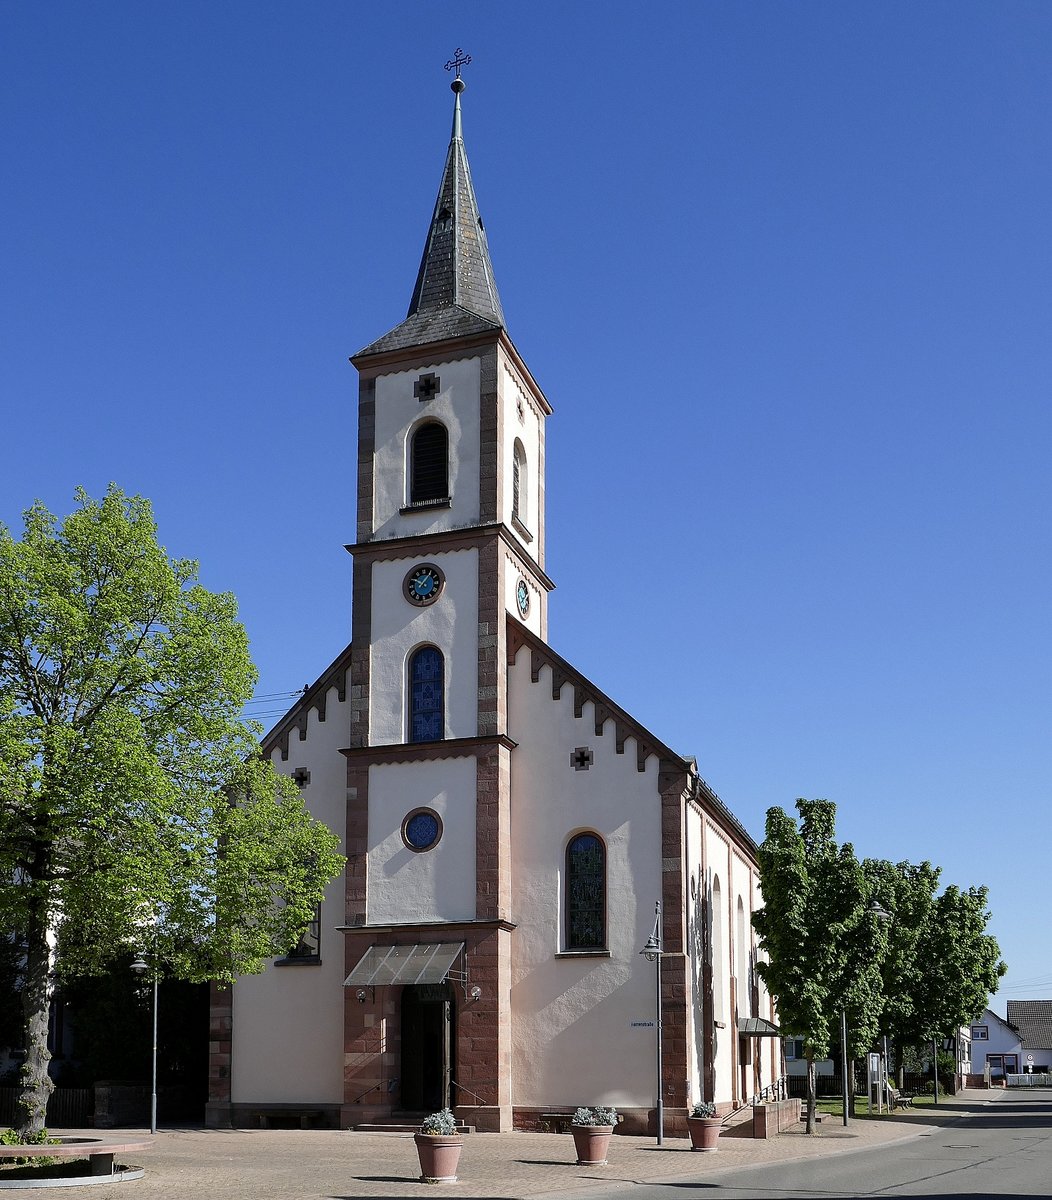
[206,71,779,1135]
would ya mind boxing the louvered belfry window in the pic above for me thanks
[409,646,444,743]
[411,422,449,504]
[566,833,606,949]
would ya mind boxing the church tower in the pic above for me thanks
[340,70,551,1131]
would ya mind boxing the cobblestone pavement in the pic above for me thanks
[48,1094,996,1200]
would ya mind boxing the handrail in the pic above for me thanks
[449,1077,497,1109]
[352,1082,380,1104]
[351,1078,399,1105]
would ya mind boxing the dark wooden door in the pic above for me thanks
[400,984,454,1111]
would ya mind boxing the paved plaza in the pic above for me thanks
[48,1094,996,1200]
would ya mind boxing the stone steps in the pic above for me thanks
[353,1121,475,1134]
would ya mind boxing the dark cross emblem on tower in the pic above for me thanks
[571,747,594,772]
[414,372,441,402]
[292,767,311,789]
[444,48,472,79]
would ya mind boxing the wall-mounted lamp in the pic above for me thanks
[469,985,482,1001]
[356,988,367,1004]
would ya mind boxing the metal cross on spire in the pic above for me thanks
[444,47,472,79]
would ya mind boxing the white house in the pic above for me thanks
[968,1008,1022,1080]
[969,1002,1052,1082]
[206,75,777,1135]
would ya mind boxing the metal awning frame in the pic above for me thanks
[737,1016,782,1038]
[343,941,479,1001]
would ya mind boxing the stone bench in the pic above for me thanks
[538,1112,574,1134]
[0,1137,151,1177]
[245,1107,327,1129]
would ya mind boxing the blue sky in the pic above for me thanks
[3,3,1049,1010]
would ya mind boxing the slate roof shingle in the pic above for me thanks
[1005,1000,1052,1049]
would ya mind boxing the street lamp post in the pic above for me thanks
[840,1009,850,1127]
[640,901,663,1146]
[932,1036,939,1106]
[130,956,158,1135]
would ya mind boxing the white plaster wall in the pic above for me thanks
[508,652,663,1107]
[705,825,734,1103]
[972,1012,1022,1062]
[369,549,479,744]
[367,757,477,924]
[371,357,481,539]
[500,360,542,551]
[730,852,752,1019]
[231,681,350,1104]
[684,804,706,1107]
[503,551,542,637]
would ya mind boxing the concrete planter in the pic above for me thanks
[570,1125,613,1165]
[752,1098,802,1139]
[414,1133,462,1184]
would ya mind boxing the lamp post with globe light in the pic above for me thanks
[639,901,663,1145]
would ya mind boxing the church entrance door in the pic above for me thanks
[400,983,454,1112]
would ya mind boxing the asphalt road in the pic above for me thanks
[553,1090,1052,1200]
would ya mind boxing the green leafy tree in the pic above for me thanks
[866,861,1004,1079]
[752,799,882,1132]
[911,885,1005,1052]
[0,486,343,1137]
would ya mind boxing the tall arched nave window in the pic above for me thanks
[565,832,606,950]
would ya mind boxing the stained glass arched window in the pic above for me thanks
[565,832,606,950]
[409,646,444,742]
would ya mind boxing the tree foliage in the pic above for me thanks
[755,797,1005,1130]
[866,859,1005,1064]
[752,799,885,1131]
[0,486,343,1135]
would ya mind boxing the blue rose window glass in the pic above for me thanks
[403,809,441,852]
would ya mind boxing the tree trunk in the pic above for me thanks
[15,904,54,1138]
[847,1056,857,1117]
[805,1056,817,1135]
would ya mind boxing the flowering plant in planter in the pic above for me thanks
[420,1108,458,1135]
[571,1106,618,1127]
[569,1106,617,1165]
[415,1108,462,1184]
[687,1101,722,1152]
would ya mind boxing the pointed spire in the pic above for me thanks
[406,72,505,325]
[355,60,505,359]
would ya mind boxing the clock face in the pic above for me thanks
[516,578,530,618]
[404,564,444,606]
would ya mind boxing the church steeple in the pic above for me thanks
[356,70,505,358]
[407,75,505,325]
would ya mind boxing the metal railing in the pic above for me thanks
[449,1077,497,1111]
